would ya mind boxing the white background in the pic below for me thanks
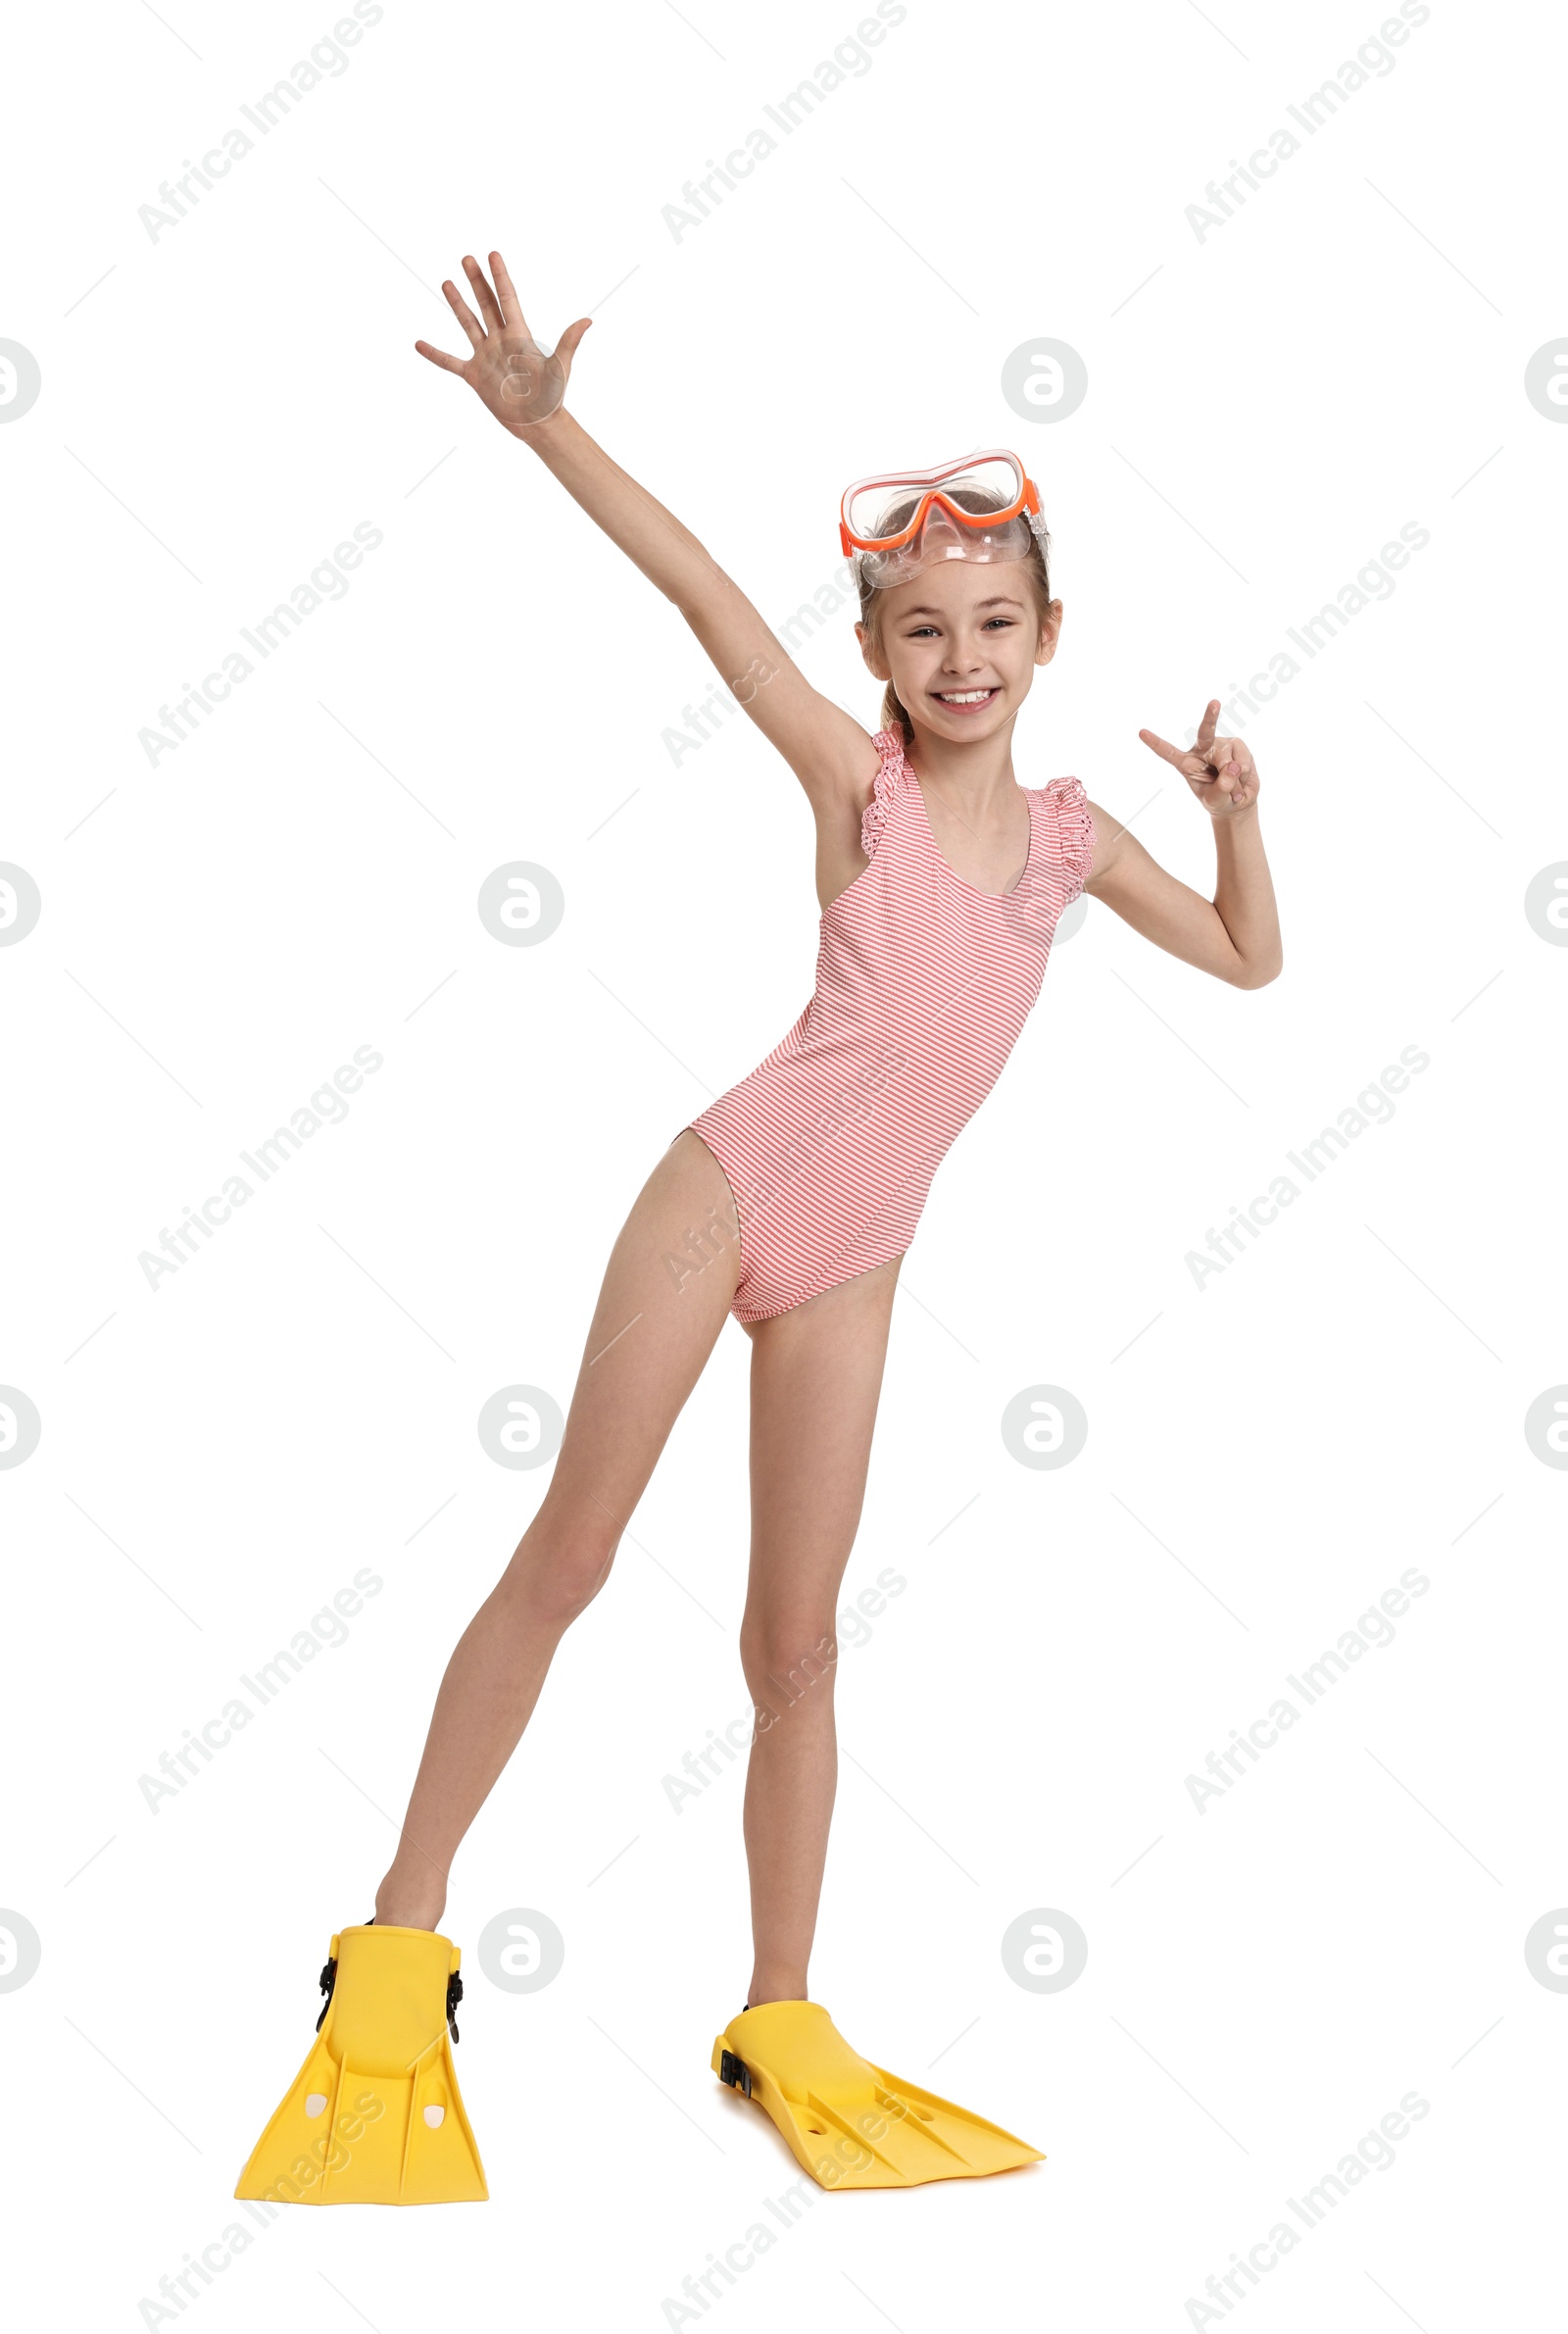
[3,0,1564,2326]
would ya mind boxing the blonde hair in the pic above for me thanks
[855,485,1054,745]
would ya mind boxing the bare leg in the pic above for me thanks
[737,1254,903,2007]
[376,1131,740,1928]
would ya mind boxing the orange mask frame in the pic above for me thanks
[839,447,1043,558]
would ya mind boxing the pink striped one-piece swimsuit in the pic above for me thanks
[684,724,1094,1324]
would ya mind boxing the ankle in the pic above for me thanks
[374,1868,448,1932]
[746,1974,809,2009]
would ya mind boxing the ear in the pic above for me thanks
[1034,599,1064,669]
[855,619,891,683]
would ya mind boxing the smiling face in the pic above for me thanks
[855,559,1062,743]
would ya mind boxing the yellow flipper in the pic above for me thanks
[235,1924,487,2206]
[712,2000,1043,2190]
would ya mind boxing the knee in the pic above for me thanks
[739,1614,840,1710]
[504,1507,621,1628]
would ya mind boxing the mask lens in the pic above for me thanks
[844,479,920,545]
[845,453,1025,548]
[943,453,1026,516]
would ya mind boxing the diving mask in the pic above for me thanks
[839,449,1047,590]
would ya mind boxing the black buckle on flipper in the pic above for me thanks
[314,1919,372,2033]
[447,1969,463,2045]
[718,2049,752,2099]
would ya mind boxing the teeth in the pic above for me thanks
[939,689,994,704]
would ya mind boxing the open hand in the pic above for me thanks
[1138,701,1258,815]
[415,250,591,434]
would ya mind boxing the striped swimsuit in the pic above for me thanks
[685,725,1093,1325]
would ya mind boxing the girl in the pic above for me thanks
[237,252,1281,2204]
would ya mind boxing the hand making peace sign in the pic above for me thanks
[1139,701,1259,816]
[416,250,592,435]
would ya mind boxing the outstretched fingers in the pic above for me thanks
[1139,703,1257,810]
[1139,727,1204,775]
[462,252,505,334]
[489,250,526,331]
[414,339,469,375]
[442,276,485,348]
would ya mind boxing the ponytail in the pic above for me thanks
[880,679,913,743]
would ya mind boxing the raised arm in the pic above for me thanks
[416,252,878,815]
[1084,701,1283,988]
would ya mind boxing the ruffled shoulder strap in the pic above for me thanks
[1040,774,1094,904]
[860,726,907,862]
